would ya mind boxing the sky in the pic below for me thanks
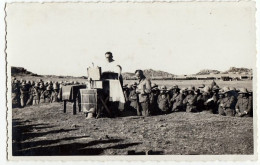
[6,2,256,76]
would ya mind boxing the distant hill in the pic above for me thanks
[196,69,220,75]
[196,67,252,75]
[223,67,253,74]
[11,66,40,77]
[122,69,175,79]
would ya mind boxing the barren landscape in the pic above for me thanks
[12,80,253,156]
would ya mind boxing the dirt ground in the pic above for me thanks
[12,101,253,156]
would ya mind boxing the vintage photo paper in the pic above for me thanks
[6,1,257,161]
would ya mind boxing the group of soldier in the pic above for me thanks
[11,78,76,108]
[122,70,253,118]
[11,73,253,118]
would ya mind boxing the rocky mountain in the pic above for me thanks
[196,69,221,75]
[122,69,175,79]
[223,67,253,74]
[196,67,252,75]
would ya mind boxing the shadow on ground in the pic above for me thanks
[12,118,141,156]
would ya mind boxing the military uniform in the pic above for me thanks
[32,87,40,105]
[20,83,29,107]
[219,96,236,116]
[51,90,59,103]
[157,93,171,114]
[171,92,184,112]
[11,81,20,108]
[136,77,151,116]
[149,85,159,115]
[41,90,52,103]
[235,96,252,117]
[183,94,197,112]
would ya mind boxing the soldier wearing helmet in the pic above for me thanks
[149,83,160,115]
[11,79,20,108]
[235,88,252,117]
[157,85,171,114]
[128,82,139,114]
[183,86,197,113]
[51,84,60,103]
[41,85,52,103]
[170,86,184,112]
[19,81,29,108]
[32,83,40,105]
[219,87,236,116]
[217,89,225,115]
[135,70,151,116]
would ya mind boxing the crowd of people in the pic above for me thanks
[11,73,253,118]
[122,70,253,118]
[11,78,79,108]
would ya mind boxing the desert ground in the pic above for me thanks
[11,79,253,156]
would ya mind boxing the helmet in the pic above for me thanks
[160,85,167,90]
[223,87,230,93]
[132,82,138,87]
[187,86,195,91]
[203,86,211,93]
[238,88,248,94]
[199,84,205,88]
[229,87,236,91]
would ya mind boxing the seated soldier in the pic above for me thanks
[157,86,171,114]
[149,83,160,115]
[217,89,225,115]
[219,87,236,116]
[171,86,184,112]
[183,86,197,113]
[235,88,252,117]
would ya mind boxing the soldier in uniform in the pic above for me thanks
[149,83,160,115]
[26,81,33,106]
[51,84,60,103]
[32,84,40,105]
[39,84,46,103]
[128,82,138,115]
[135,70,151,117]
[20,82,29,108]
[171,86,184,112]
[219,87,236,116]
[41,86,52,103]
[157,85,171,114]
[183,86,197,113]
[235,88,252,117]
[217,89,225,115]
[11,80,20,108]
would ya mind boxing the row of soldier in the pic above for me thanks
[11,77,253,118]
[122,81,253,117]
[11,78,83,108]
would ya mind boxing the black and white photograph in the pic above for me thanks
[4,1,258,161]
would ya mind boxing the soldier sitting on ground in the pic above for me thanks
[219,87,236,117]
[235,88,252,117]
[217,89,225,115]
[171,85,184,112]
[149,83,160,115]
[183,86,197,113]
[157,85,171,114]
